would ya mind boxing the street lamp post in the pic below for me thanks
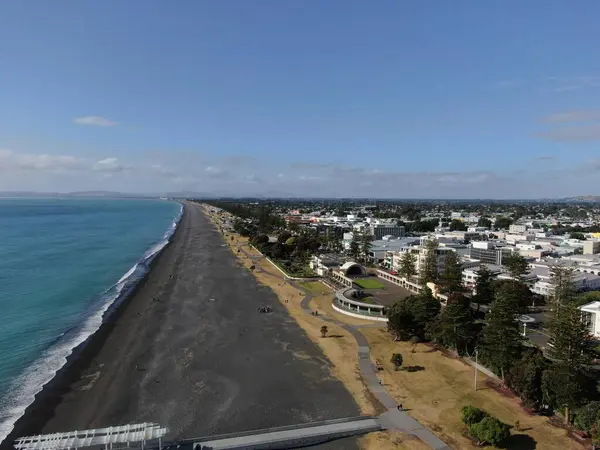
[474,349,479,391]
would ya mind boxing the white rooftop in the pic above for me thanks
[581,301,600,313]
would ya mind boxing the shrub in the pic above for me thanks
[469,416,510,446]
[460,405,489,425]
[390,353,403,371]
[574,401,600,435]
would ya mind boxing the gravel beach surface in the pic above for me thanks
[37,202,360,448]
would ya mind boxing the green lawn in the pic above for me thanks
[353,278,385,289]
[298,281,327,295]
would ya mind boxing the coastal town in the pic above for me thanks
[202,198,600,449]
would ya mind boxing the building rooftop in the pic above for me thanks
[580,301,600,313]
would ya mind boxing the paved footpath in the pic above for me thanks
[236,244,450,450]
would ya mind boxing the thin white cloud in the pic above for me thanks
[537,124,600,142]
[544,76,600,93]
[542,111,600,123]
[92,157,128,172]
[73,116,118,127]
[0,148,84,172]
[205,166,227,177]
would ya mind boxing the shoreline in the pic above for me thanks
[0,203,185,450]
[4,201,360,449]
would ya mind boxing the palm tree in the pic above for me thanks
[320,325,328,338]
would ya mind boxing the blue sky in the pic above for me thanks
[1,1,600,198]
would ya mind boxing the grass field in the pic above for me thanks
[297,281,328,295]
[354,278,386,289]
[362,328,582,450]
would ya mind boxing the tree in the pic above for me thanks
[571,232,586,240]
[494,217,513,230]
[491,279,532,314]
[574,401,600,435]
[427,294,477,355]
[472,265,497,311]
[399,251,417,280]
[574,291,600,308]
[477,217,492,228]
[320,325,328,338]
[387,290,440,341]
[469,416,510,446]
[449,219,467,231]
[387,298,415,341]
[548,266,590,373]
[420,239,439,285]
[460,405,488,425]
[542,364,585,424]
[349,237,361,261]
[438,250,464,295]
[360,233,373,262]
[503,253,529,281]
[277,231,292,244]
[480,287,524,381]
[549,264,578,307]
[410,289,441,339]
[391,353,403,371]
[505,348,548,411]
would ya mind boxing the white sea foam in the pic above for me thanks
[0,202,183,445]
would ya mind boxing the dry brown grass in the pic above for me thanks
[358,431,430,449]
[362,327,582,450]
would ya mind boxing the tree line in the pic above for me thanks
[387,243,600,436]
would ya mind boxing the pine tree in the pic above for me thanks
[473,265,497,311]
[399,251,417,280]
[361,232,373,262]
[546,265,590,423]
[428,293,476,354]
[503,253,529,281]
[420,238,439,285]
[549,264,578,307]
[349,232,361,260]
[481,288,524,381]
[438,250,464,295]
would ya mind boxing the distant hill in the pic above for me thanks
[564,196,600,202]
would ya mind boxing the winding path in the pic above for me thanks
[236,243,450,450]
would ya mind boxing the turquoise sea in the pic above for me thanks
[0,198,182,442]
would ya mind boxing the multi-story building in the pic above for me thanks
[469,241,514,265]
[370,224,405,240]
[387,244,455,275]
[584,240,600,255]
[509,224,528,234]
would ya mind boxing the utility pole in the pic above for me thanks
[474,349,479,391]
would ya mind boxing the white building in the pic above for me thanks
[584,240,600,255]
[388,245,456,275]
[462,264,503,291]
[505,234,534,244]
[509,224,528,234]
[580,301,600,337]
[309,255,341,277]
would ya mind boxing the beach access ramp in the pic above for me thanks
[184,416,381,449]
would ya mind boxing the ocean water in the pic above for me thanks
[0,198,182,442]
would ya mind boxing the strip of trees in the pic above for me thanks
[387,247,600,435]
